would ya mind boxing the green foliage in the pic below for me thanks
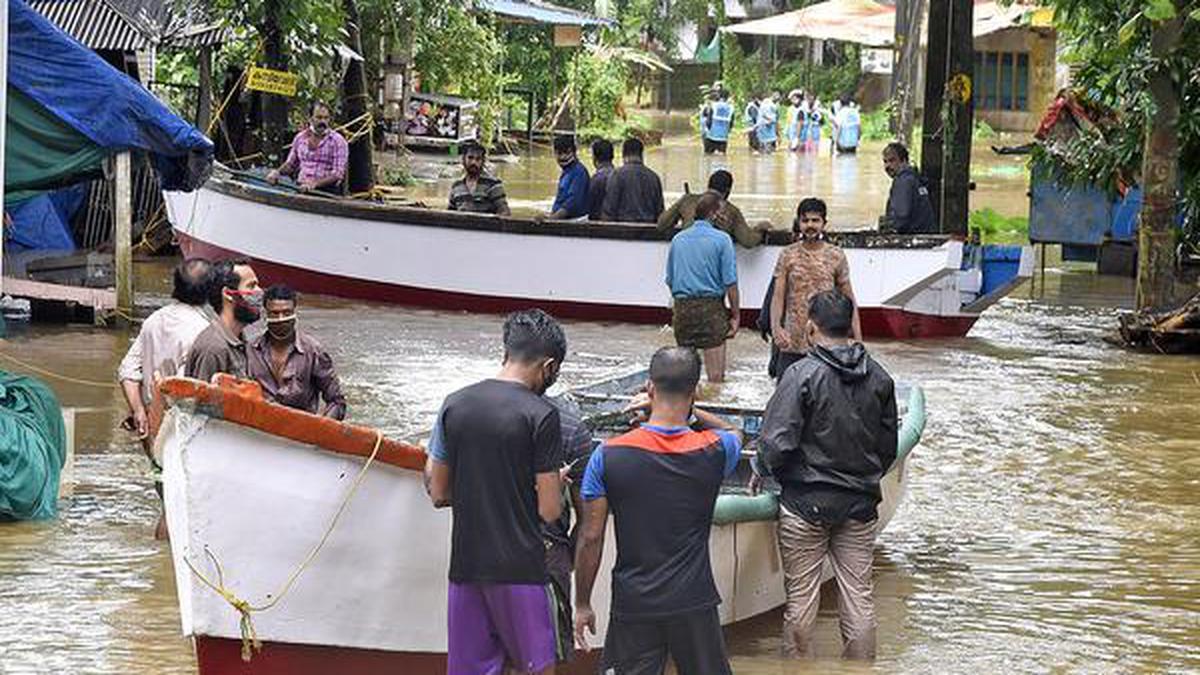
[1037,0,1199,247]
[969,208,1030,244]
[380,161,416,187]
[859,107,893,141]
[569,48,631,135]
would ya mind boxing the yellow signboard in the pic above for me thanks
[246,67,298,97]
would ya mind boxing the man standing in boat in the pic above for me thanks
[881,142,936,234]
[265,102,349,195]
[539,135,590,221]
[658,169,769,249]
[247,284,347,420]
[753,290,898,660]
[665,192,740,383]
[601,137,664,223]
[185,258,261,383]
[770,198,861,378]
[573,346,741,674]
[587,138,615,221]
[425,309,567,674]
[448,141,511,216]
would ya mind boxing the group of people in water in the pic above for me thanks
[699,84,862,156]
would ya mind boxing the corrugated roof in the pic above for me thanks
[29,0,227,50]
[29,0,148,51]
[721,0,1042,47]
[478,0,615,27]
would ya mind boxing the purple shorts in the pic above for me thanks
[448,582,558,675]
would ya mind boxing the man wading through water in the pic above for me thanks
[185,258,261,382]
[425,309,566,674]
[754,290,898,659]
[574,346,742,675]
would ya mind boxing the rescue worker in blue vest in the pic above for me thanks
[701,90,734,155]
[574,346,743,675]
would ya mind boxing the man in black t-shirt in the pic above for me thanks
[573,347,742,675]
[426,309,568,674]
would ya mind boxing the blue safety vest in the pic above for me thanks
[706,101,733,141]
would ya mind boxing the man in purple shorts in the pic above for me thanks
[426,309,567,674]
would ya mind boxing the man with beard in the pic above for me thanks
[185,258,261,382]
[448,141,510,215]
[425,309,566,674]
[539,135,591,221]
[247,284,347,420]
[266,102,349,195]
[769,198,861,378]
[881,142,935,234]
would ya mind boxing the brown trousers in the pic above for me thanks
[777,508,877,659]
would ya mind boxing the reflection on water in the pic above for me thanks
[401,130,1031,229]
[2,271,1199,669]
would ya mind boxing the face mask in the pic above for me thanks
[227,289,264,324]
[266,314,297,341]
[800,228,825,242]
[312,121,329,135]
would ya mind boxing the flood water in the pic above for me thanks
[401,114,1030,228]
[2,134,1199,674]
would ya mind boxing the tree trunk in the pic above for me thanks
[197,46,213,134]
[259,0,290,163]
[941,0,974,236]
[920,0,949,230]
[1136,14,1183,311]
[891,0,925,146]
[341,0,373,193]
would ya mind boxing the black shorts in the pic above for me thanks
[702,138,727,154]
[600,606,731,675]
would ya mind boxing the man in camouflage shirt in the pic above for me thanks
[448,141,510,216]
[657,170,769,248]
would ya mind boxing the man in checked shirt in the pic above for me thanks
[267,102,349,195]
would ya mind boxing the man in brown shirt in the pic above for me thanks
[770,198,861,377]
[657,170,769,248]
[248,284,347,419]
[185,258,261,382]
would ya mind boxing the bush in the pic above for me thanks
[969,207,1029,244]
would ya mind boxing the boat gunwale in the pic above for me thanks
[159,375,427,473]
[197,172,956,250]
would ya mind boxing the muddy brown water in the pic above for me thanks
[1,137,1198,674]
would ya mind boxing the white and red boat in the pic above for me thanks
[164,170,1032,339]
[158,373,924,675]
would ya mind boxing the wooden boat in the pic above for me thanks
[158,373,924,675]
[164,168,1033,339]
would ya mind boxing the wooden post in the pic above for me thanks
[341,0,373,193]
[197,46,214,134]
[892,0,925,147]
[941,0,974,236]
[920,0,950,230]
[114,152,133,319]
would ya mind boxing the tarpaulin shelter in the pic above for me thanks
[5,0,213,205]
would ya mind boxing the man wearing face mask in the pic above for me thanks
[266,102,349,195]
[247,284,347,420]
[537,135,590,221]
[185,258,261,382]
[769,198,861,378]
[425,309,566,675]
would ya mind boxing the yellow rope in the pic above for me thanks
[0,350,115,389]
[183,430,385,662]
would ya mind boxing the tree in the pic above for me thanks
[1039,0,1200,310]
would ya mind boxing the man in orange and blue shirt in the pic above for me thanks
[573,346,741,675]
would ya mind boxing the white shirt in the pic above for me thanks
[117,302,212,404]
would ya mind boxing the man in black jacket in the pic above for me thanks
[753,289,898,660]
[881,142,936,234]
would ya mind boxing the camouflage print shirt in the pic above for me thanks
[448,174,510,215]
[772,242,854,353]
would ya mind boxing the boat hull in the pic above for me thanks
[165,178,1009,339]
[159,377,910,675]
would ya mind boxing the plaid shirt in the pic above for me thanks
[284,128,349,187]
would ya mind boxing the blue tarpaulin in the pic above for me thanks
[6,0,213,200]
[6,185,84,251]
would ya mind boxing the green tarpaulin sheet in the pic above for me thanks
[5,87,108,205]
[0,370,66,520]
